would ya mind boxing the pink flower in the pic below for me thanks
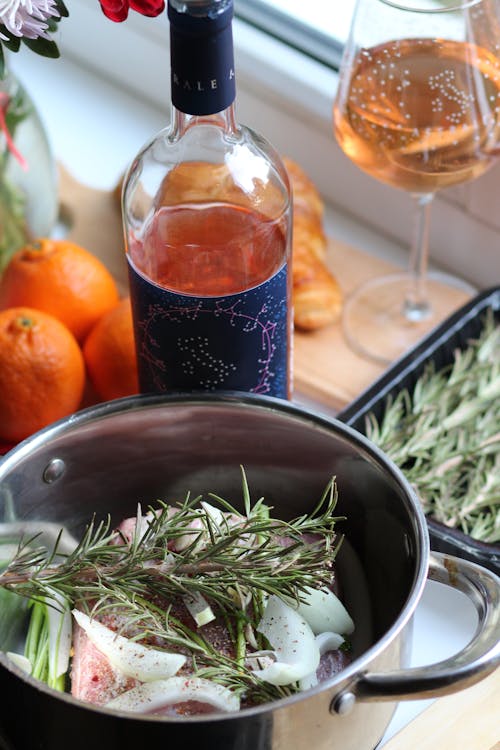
[99,0,165,22]
[0,0,61,41]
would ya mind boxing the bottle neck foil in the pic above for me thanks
[168,0,236,115]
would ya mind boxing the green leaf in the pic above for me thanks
[56,0,69,18]
[0,28,21,55]
[0,43,4,80]
[22,37,60,59]
[4,38,21,53]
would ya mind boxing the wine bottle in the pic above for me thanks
[122,0,293,398]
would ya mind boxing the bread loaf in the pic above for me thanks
[283,157,343,331]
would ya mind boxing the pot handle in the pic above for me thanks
[331,551,500,712]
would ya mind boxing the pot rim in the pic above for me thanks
[0,391,430,721]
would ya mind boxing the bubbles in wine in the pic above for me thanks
[334,38,500,193]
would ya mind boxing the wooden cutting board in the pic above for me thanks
[58,165,471,413]
[384,668,499,750]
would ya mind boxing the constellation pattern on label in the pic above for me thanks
[138,298,280,394]
[128,262,289,398]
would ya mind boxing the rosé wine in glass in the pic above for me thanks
[333,0,500,364]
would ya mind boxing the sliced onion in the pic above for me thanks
[298,631,345,691]
[315,631,345,652]
[172,503,241,552]
[171,503,225,553]
[200,501,227,528]
[183,591,216,627]
[46,589,72,682]
[72,610,186,682]
[252,595,320,686]
[6,651,32,675]
[291,587,354,635]
[106,676,240,714]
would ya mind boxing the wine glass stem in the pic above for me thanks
[405,192,435,322]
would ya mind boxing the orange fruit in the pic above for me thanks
[0,307,85,443]
[83,297,139,402]
[0,238,120,343]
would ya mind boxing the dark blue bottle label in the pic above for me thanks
[168,1,236,115]
[128,260,290,398]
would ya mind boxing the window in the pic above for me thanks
[234,0,356,69]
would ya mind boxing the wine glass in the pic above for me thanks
[333,0,500,364]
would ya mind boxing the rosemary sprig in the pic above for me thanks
[366,312,500,543]
[1,476,342,605]
[0,470,344,705]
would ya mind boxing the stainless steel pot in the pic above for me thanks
[0,393,498,750]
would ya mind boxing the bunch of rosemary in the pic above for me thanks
[365,311,499,543]
[0,471,344,704]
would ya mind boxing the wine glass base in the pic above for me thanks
[342,271,476,366]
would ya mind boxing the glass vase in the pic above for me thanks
[0,66,58,271]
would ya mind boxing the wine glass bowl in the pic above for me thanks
[333,0,500,363]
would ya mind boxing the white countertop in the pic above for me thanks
[8,48,484,747]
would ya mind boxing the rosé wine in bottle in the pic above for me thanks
[122,0,292,398]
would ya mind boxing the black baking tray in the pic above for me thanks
[337,286,500,575]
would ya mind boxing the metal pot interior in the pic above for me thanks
[0,393,426,656]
